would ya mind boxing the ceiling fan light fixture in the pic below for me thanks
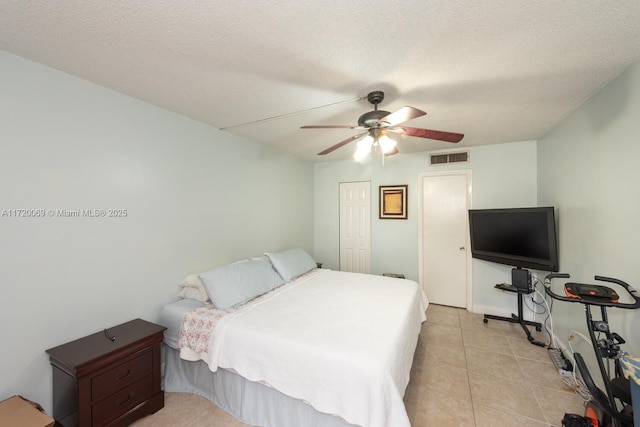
[378,134,397,154]
[354,136,374,161]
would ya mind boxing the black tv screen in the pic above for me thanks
[468,207,559,272]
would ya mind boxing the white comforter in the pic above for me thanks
[181,269,428,427]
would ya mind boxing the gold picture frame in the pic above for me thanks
[379,185,408,219]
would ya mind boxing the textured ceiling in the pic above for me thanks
[2,1,640,162]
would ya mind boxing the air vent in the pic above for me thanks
[430,151,469,165]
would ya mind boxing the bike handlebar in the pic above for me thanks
[543,273,640,309]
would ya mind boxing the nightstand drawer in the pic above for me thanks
[92,374,152,426]
[92,350,152,402]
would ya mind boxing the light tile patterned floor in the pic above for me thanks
[408,304,586,426]
[133,304,586,426]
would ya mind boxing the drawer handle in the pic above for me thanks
[115,391,135,406]
[114,369,133,380]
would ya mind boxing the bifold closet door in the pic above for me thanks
[339,181,371,274]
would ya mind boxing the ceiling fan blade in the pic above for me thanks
[318,132,368,155]
[378,106,426,126]
[399,126,464,143]
[301,125,356,129]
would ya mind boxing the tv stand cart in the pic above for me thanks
[483,284,545,347]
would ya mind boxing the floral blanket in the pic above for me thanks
[177,303,230,355]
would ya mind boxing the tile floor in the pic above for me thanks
[134,304,587,426]
[404,303,586,426]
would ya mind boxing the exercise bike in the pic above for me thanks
[544,273,640,427]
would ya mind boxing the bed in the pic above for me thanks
[159,249,428,427]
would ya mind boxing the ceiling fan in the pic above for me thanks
[301,91,464,159]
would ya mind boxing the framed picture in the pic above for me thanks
[379,185,408,219]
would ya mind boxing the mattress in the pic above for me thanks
[158,298,205,349]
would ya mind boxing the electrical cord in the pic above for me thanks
[542,316,554,347]
[530,282,555,346]
[532,278,555,348]
[560,372,592,401]
[537,276,589,399]
[525,287,548,315]
[566,331,593,401]
[536,275,593,401]
[544,296,555,347]
[539,275,559,348]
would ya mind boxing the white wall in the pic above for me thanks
[313,140,538,314]
[538,61,640,362]
[0,51,314,411]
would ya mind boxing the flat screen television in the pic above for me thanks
[468,206,559,272]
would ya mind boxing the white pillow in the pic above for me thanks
[178,287,206,301]
[177,273,209,301]
[199,258,284,309]
[265,248,316,282]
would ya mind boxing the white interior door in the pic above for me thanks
[339,182,371,273]
[419,171,472,308]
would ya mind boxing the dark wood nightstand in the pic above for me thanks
[45,319,166,427]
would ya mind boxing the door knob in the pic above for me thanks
[459,246,465,251]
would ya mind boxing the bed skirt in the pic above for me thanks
[162,345,357,427]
